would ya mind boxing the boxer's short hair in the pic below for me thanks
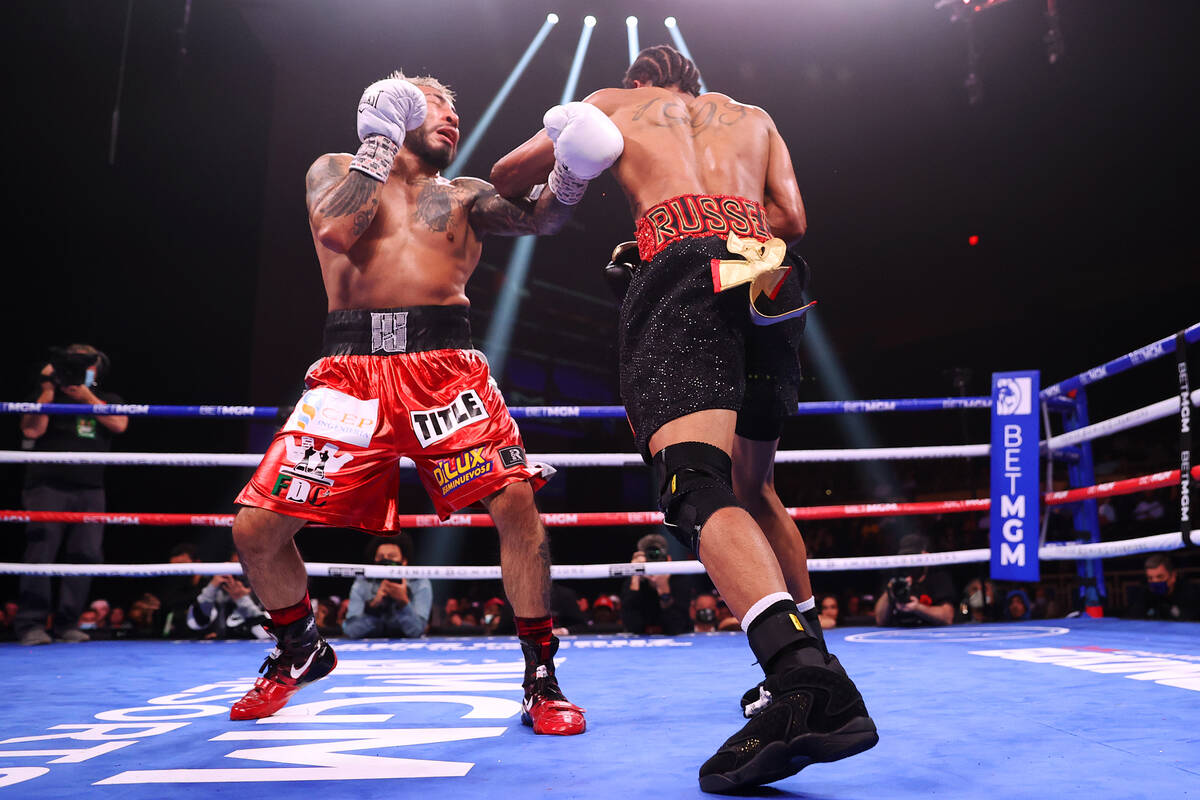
[387,70,455,104]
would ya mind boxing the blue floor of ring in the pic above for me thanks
[2,619,1198,799]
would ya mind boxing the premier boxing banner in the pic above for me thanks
[990,370,1041,582]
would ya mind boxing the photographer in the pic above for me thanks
[620,533,692,635]
[874,533,956,627]
[15,344,127,646]
[343,532,432,639]
[186,550,271,639]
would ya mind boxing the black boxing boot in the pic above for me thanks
[699,601,877,794]
[740,604,830,716]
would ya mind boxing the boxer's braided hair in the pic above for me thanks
[384,70,456,103]
[622,45,703,96]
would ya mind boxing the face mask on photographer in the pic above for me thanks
[967,590,984,610]
[1148,581,1170,596]
[84,367,97,388]
[695,607,716,624]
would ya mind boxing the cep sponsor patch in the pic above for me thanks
[410,389,489,448]
[282,387,378,448]
[499,446,527,468]
[431,447,494,495]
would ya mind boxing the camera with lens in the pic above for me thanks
[643,544,668,562]
[695,606,717,625]
[887,575,912,606]
[47,347,98,387]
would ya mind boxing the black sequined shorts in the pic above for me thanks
[618,235,807,462]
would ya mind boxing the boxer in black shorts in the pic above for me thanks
[493,46,876,793]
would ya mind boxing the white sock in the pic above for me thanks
[796,596,816,613]
[740,592,794,632]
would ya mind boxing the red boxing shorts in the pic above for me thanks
[235,305,553,532]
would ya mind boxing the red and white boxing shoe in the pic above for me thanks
[230,617,337,721]
[520,639,586,735]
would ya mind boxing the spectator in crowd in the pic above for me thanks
[1031,586,1062,619]
[587,595,625,634]
[550,583,587,635]
[0,602,15,641]
[874,533,956,627]
[157,543,205,637]
[1005,589,1033,621]
[818,594,839,630]
[343,532,432,639]
[1126,553,1198,621]
[1132,490,1166,531]
[691,593,720,632]
[315,596,343,638]
[620,533,692,635]
[480,597,513,635]
[89,599,111,629]
[16,344,128,645]
[959,578,1001,623]
[77,607,101,632]
[186,552,271,639]
[108,605,130,634]
[127,593,162,637]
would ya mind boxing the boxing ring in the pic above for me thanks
[1,322,1197,797]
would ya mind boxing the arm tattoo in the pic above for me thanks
[317,171,380,218]
[470,186,572,237]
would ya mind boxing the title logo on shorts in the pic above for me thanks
[282,387,378,448]
[995,377,1033,416]
[410,389,489,448]
[431,447,494,495]
[281,435,354,486]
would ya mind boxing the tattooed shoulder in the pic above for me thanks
[413,178,464,233]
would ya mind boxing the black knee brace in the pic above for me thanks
[651,441,742,555]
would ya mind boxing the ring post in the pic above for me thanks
[1062,389,1105,616]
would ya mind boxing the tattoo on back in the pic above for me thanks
[631,97,747,136]
[318,171,379,218]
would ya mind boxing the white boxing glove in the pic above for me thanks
[543,101,623,204]
[357,79,428,145]
[350,79,428,182]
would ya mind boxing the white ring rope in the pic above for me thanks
[3,390,1193,468]
[3,530,1195,580]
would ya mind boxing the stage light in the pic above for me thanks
[485,15,598,379]
[627,17,639,65]
[968,234,980,246]
[626,16,637,26]
[446,16,557,178]
[664,16,677,28]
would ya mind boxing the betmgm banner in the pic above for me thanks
[990,371,1040,582]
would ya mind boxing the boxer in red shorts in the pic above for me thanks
[228,70,621,734]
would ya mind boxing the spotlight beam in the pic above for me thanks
[446,16,557,178]
[627,17,639,65]
[484,17,599,380]
[561,16,597,104]
[665,17,708,93]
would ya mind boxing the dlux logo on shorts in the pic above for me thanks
[411,390,489,448]
[283,388,378,448]
[432,447,494,495]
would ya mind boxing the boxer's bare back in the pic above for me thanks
[306,87,569,311]
[492,85,806,241]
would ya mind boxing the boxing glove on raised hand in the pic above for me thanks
[357,79,428,145]
[544,102,623,179]
[544,102,623,204]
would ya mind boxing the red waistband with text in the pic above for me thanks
[635,194,772,262]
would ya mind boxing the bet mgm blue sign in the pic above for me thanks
[990,371,1041,582]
